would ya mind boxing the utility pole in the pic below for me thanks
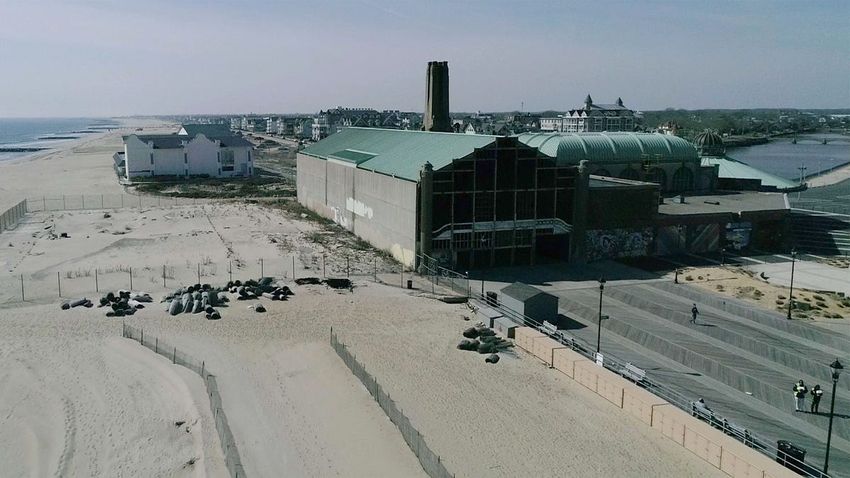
[797,164,807,200]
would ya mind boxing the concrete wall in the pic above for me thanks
[511,327,797,478]
[296,152,418,266]
[353,168,417,265]
[297,153,328,214]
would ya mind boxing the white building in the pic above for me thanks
[541,95,635,133]
[119,125,254,181]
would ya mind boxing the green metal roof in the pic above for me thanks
[301,127,497,181]
[701,156,799,190]
[516,132,698,164]
[328,149,376,164]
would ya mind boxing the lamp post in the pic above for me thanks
[720,247,726,266]
[824,359,844,475]
[787,249,797,320]
[596,277,606,354]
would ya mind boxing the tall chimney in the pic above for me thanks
[423,61,451,132]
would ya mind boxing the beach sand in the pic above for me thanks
[0,118,172,212]
[0,127,728,477]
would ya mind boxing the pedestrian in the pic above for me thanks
[793,380,808,412]
[811,385,824,414]
[690,304,699,324]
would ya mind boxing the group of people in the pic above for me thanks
[793,380,825,414]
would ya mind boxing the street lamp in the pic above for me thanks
[720,247,727,266]
[824,359,844,475]
[596,277,606,354]
[786,249,797,320]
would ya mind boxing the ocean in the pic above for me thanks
[0,118,112,161]
[725,133,850,181]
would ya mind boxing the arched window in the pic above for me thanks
[592,168,612,177]
[618,168,639,180]
[645,167,667,189]
[672,166,694,192]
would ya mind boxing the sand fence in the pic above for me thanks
[330,329,455,478]
[0,200,26,234]
[122,323,246,477]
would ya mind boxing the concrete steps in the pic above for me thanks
[558,288,850,445]
[605,284,850,390]
[559,304,850,475]
[651,281,850,351]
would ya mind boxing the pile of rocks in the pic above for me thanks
[457,323,513,363]
[163,284,228,319]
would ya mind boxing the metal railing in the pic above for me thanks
[0,200,26,233]
[25,194,217,212]
[330,329,455,478]
[472,292,829,477]
[417,253,470,297]
[122,324,245,477]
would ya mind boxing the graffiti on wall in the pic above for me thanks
[586,227,653,261]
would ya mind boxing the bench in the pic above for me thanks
[691,401,722,429]
[619,362,647,384]
[538,321,579,350]
[722,418,756,447]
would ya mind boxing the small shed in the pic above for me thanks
[499,282,558,326]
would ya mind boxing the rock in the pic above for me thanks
[485,354,500,364]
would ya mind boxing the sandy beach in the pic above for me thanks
[0,118,172,212]
[0,128,729,477]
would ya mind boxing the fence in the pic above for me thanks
[470,288,829,477]
[122,323,246,477]
[0,252,396,305]
[330,329,455,478]
[25,194,217,212]
[0,200,27,234]
[417,253,470,297]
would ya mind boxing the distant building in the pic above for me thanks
[541,95,635,133]
[118,124,253,181]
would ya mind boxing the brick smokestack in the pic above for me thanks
[423,61,451,132]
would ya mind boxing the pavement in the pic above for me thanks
[474,258,850,477]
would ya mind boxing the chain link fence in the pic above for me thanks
[0,200,27,233]
[25,194,217,212]
[122,323,246,477]
[0,252,390,304]
[330,329,455,478]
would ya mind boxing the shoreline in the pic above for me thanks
[0,118,172,211]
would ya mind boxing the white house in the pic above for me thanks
[120,127,254,181]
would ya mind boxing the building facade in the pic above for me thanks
[120,126,253,181]
[541,95,636,133]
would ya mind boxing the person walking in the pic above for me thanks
[793,380,808,412]
[810,385,824,414]
[690,304,699,324]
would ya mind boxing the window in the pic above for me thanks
[221,150,235,172]
[515,229,532,246]
[184,153,188,164]
[516,191,535,219]
[474,192,494,222]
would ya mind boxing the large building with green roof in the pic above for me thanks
[298,127,790,269]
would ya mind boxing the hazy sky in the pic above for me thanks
[0,0,848,117]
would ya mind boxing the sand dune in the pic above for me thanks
[0,311,226,477]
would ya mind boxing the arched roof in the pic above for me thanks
[516,132,698,165]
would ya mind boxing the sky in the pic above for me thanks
[0,0,848,117]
